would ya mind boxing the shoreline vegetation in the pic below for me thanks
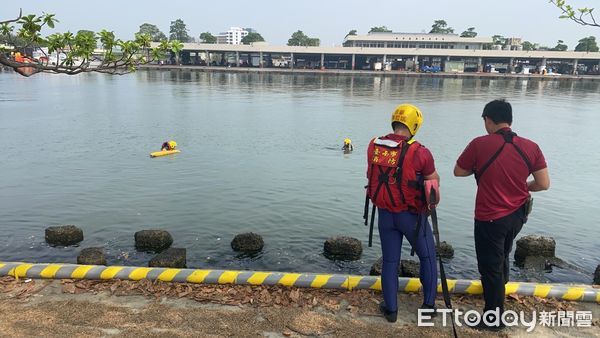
[138,64,600,81]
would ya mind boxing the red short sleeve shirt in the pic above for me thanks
[456,128,547,221]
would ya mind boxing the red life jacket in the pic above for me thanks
[367,137,426,213]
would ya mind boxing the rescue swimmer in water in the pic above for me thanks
[342,138,353,152]
[150,140,181,157]
[161,140,177,151]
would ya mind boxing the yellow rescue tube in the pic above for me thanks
[150,149,181,158]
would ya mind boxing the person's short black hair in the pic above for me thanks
[482,99,512,125]
[392,121,409,132]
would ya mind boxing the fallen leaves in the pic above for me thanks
[14,282,37,299]
[506,293,576,313]
[44,277,381,314]
[1,274,591,319]
[507,293,523,303]
[0,276,52,299]
[289,288,300,302]
[62,283,76,294]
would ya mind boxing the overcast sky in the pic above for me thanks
[3,0,599,49]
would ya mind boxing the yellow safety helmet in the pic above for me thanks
[168,140,177,149]
[344,138,352,145]
[391,104,423,136]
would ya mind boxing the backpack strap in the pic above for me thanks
[474,143,507,184]
[393,141,412,204]
[475,130,533,185]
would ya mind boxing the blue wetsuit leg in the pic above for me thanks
[377,208,403,312]
[402,213,438,306]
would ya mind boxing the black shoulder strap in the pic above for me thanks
[511,142,533,173]
[394,141,412,204]
[475,130,533,184]
[503,130,533,174]
[474,142,506,184]
[397,141,411,170]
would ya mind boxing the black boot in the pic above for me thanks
[474,321,506,332]
[419,303,438,317]
[474,311,506,332]
[379,301,398,323]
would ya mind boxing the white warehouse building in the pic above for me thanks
[343,32,493,50]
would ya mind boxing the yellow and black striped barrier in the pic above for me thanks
[1,262,598,303]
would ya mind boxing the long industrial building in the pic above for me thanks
[152,33,600,75]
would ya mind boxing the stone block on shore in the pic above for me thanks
[77,247,106,265]
[323,236,362,261]
[134,230,173,253]
[149,248,186,268]
[514,235,556,266]
[437,241,454,259]
[370,257,400,276]
[45,225,83,246]
[231,232,264,253]
[369,257,419,278]
[400,260,420,278]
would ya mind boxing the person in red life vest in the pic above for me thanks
[366,103,440,322]
[454,99,550,331]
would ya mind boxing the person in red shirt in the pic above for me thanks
[454,99,550,331]
[366,104,440,322]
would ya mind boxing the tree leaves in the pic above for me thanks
[169,19,190,42]
[287,30,320,46]
[0,10,179,76]
[138,23,167,42]
[575,36,599,52]
[369,26,392,33]
[460,27,477,38]
[42,13,57,29]
[199,32,217,44]
[550,0,598,28]
[429,20,454,34]
[240,32,265,45]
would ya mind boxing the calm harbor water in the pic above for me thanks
[1,70,599,284]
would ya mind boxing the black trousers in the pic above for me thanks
[474,206,525,314]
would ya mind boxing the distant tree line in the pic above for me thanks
[135,20,265,45]
[137,20,325,47]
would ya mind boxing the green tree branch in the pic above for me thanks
[549,0,598,27]
[0,10,177,77]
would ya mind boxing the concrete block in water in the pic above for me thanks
[45,225,83,246]
[400,260,420,278]
[514,235,556,266]
[231,232,264,253]
[149,248,186,268]
[324,236,362,261]
[77,247,106,265]
[134,230,173,252]
[438,241,454,259]
[370,256,401,276]
[370,257,419,278]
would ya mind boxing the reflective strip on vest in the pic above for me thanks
[373,137,415,148]
[374,138,400,147]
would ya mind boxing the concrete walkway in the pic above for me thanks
[0,277,598,337]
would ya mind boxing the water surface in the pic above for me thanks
[1,71,599,283]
